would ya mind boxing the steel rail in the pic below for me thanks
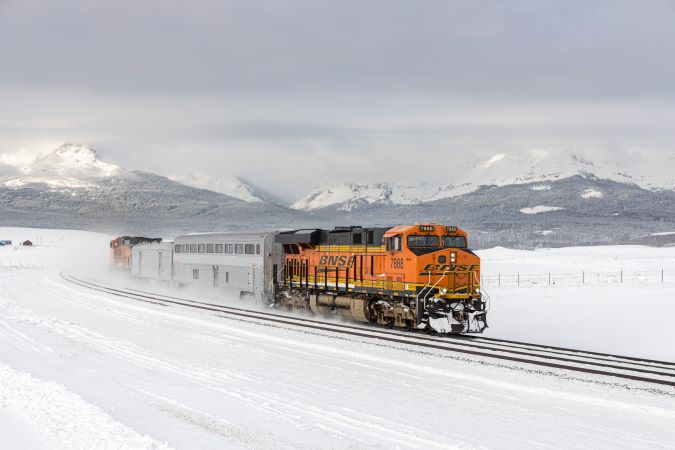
[70,273,675,372]
[61,273,675,388]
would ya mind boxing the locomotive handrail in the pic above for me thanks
[275,263,286,284]
[424,270,451,304]
[470,270,479,294]
[419,270,452,311]
[416,270,432,307]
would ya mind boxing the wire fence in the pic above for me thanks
[481,269,675,287]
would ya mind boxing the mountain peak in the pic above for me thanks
[170,173,288,205]
[3,143,122,189]
[470,149,638,187]
[33,143,117,174]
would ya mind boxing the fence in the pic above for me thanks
[481,269,675,287]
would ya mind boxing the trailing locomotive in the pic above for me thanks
[126,224,487,334]
[109,236,162,269]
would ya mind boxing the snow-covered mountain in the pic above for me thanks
[3,143,675,248]
[171,174,287,206]
[0,143,304,234]
[291,182,460,211]
[2,143,125,189]
[292,150,650,211]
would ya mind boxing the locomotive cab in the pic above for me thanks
[383,224,486,333]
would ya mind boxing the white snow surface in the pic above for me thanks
[0,363,170,450]
[291,182,461,211]
[519,205,564,214]
[170,174,285,205]
[477,245,675,359]
[2,144,124,190]
[292,149,646,210]
[581,188,604,199]
[650,231,675,236]
[1,228,675,448]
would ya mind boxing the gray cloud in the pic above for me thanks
[1,0,675,199]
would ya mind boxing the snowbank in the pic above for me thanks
[0,364,170,450]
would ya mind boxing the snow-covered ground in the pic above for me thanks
[478,245,675,361]
[1,227,675,449]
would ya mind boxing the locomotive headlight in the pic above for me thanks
[441,288,447,294]
[450,252,456,263]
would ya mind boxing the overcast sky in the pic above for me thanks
[1,0,674,200]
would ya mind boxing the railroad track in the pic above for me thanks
[62,272,675,389]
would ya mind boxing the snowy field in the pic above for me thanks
[1,227,675,449]
[478,246,675,361]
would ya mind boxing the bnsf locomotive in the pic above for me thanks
[113,224,487,334]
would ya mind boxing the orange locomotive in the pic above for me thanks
[275,224,487,333]
[109,236,162,270]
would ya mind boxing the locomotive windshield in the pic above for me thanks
[442,235,467,248]
[407,235,440,247]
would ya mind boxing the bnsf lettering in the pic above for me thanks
[319,255,353,267]
[421,264,479,272]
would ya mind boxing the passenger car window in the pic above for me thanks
[245,244,254,254]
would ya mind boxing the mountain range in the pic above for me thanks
[1,143,675,248]
[290,150,658,211]
[0,144,304,236]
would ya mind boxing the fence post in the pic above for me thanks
[620,269,623,283]
[517,272,520,286]
[548,272,551,285]
[583,271,585,284]
[662,268,664,284]
[499,273,501,287]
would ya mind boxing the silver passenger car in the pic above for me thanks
[172,232,282,300]
[132,241,173,282]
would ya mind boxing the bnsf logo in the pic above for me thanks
[421,263,479,272]
[319,255,353,267]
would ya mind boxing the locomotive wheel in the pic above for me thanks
[404,320,413,332]
[385,318,394,329]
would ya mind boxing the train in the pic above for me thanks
[109,236,162,269]
[110,224,488,334]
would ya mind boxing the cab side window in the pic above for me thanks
[385,235,402,251]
